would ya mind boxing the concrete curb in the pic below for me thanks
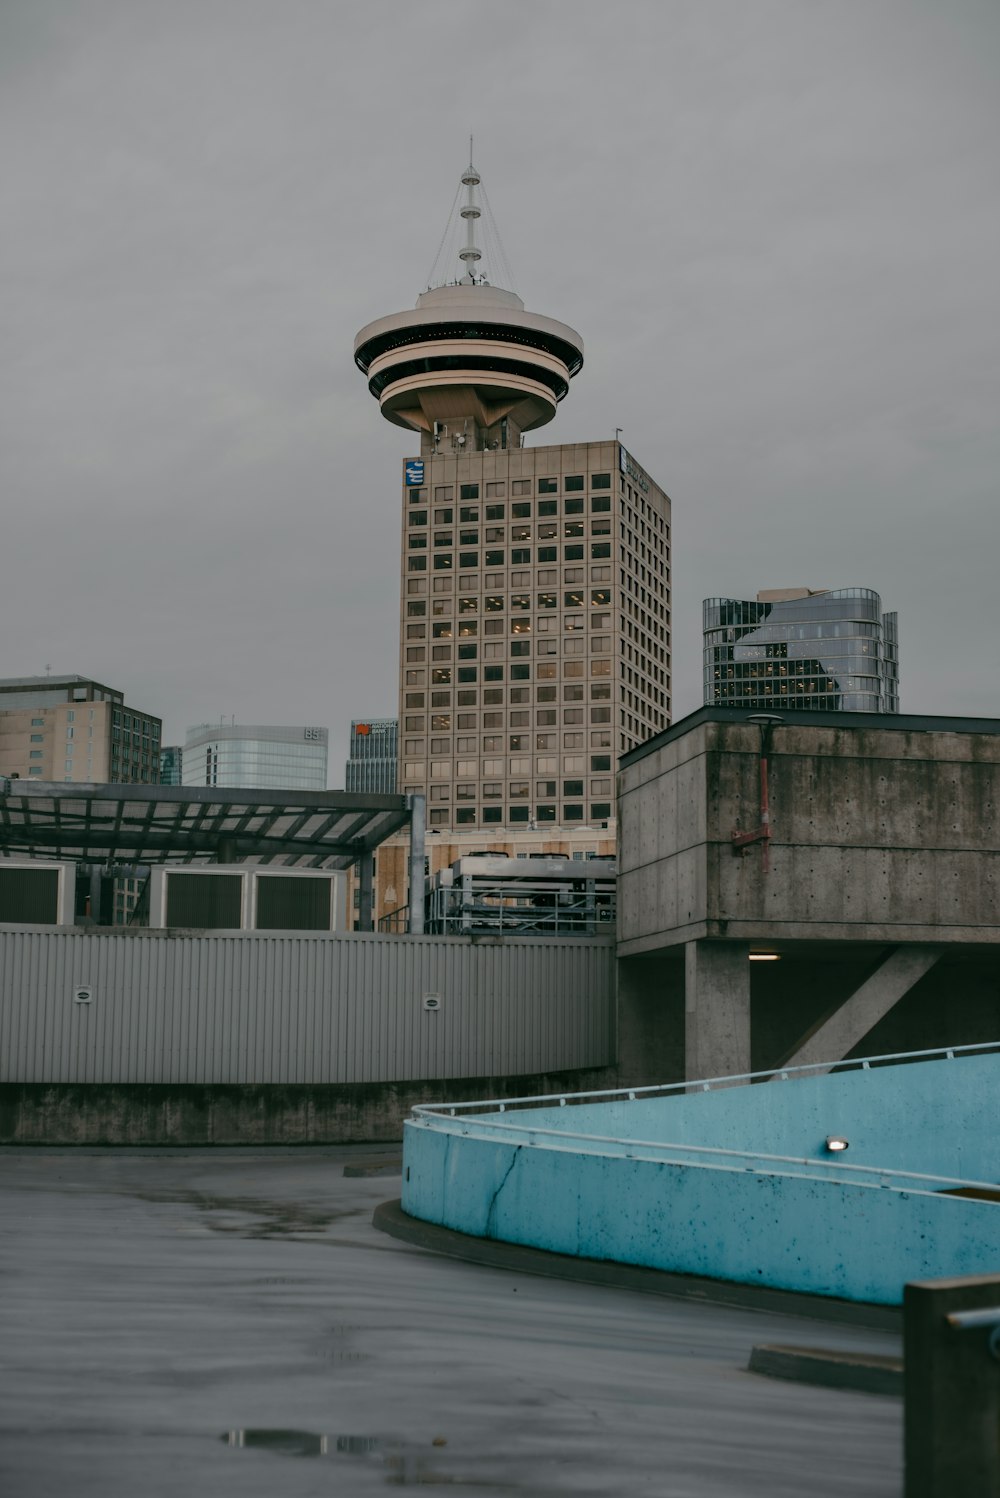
[748,1343,903,1396]
[373,1199,902,1332]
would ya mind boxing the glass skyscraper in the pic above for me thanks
[703,588,899,714]
[182,723,328,791]
[345,719,397,794]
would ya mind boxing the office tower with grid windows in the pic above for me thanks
[353,158,671,836]
[703,587,899,713]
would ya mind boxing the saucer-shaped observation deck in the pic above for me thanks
[354,159,583,448]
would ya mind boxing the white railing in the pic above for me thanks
[406,1041,1000,1196]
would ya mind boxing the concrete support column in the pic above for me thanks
[684,940,751,1082]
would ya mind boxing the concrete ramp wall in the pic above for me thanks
[401,1049,1000,1304]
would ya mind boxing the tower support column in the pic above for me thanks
[684,940,751,1082]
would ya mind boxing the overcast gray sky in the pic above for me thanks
[2,0,997,776]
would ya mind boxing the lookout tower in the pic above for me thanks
[354,155,584,454]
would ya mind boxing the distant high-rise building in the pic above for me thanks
[0,674,162,784]
[182,723,328,790]
[703,588,899,713]
[353,156,670,837]
[159,745,183,785]
[346,719,397,794]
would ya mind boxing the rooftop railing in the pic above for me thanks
[407,1041,1000,1197]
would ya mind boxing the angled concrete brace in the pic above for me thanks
[776,945,942,1074]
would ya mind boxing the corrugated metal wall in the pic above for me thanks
[0,928,615,1085]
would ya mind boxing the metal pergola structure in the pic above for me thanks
[0,780,426,933]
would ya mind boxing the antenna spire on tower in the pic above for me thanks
[459,143,482,283]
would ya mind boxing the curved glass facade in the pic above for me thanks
[182,724,328,791]
[703,589,899,713]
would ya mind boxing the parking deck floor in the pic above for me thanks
[0,1146,902,1496]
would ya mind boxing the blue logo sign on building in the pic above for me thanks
[405,460,425,486]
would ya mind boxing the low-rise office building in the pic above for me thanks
[0,674,161,785]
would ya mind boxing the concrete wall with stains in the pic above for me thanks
[618,713,1000,956]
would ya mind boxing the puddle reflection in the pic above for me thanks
[222,1430,459,1484]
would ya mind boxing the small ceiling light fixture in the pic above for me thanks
[748,952,781,962]
[825,1136,850,1152]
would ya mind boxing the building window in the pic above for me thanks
[538,478,557,494]
[29,750,43,759]
[592,473,611,489]
[511,502,531,518]
[564,475,584,491]
[408,557,427,571]
[591,803,612,820]
[538,499,558,517]
[511,480,530,496]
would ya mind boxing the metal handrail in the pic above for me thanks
[407,1041,1000,1193]
[410,1041,1000,1122]
[406,1110,1000,1196]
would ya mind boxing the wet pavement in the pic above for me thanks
[0,1147,902,1495]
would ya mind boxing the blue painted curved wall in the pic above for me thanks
[401,1053,1000,1305]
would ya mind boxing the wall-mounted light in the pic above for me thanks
[825,1136,850,1152]
[748,952,780,962]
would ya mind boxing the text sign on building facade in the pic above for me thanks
[405,460,425,486]
[619,445,649,494]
